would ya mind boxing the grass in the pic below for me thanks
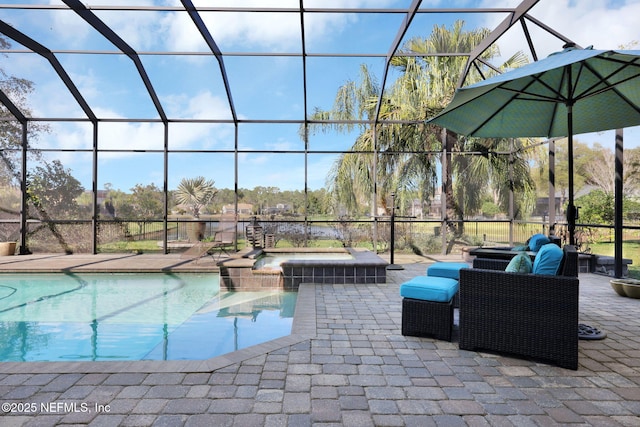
[98,240,164,253]
[588,241,640,279]
[96,229,640,279]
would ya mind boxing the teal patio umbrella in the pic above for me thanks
[427,45,640,245]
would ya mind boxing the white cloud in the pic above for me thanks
[12,0,640,189]
[480,0,640,61]
[50,112,164,155]
[48,0,163,50]
[42,0,394,57]
[47,0,91,47]
[186,91,231,120]
[475,0,640,150]
[164,91,236,149]
[265,138,297,151]
[41,90,234,165]
[162,0,396,52]
[163,9,301,52]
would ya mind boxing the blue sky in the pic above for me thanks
[2,0,640,192]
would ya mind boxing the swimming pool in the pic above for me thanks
[0,272,296,362]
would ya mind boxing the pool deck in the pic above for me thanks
[0,253,638,426]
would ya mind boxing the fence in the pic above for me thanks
[2,217,639,255]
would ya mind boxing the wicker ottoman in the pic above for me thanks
[400,276,459,341]
[426,262,468,308]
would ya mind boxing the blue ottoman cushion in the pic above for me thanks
[426,262,469,280]
[400,276,459,303]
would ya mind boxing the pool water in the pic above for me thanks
[253,251,354,270]
[0,273,296,362]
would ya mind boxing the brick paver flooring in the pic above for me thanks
[0,254,638,426]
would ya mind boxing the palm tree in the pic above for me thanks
[392,21,533,239]
[307,64,380,216]
[175,176,217,242]
[307,20,535,251]
[175,176,217,219]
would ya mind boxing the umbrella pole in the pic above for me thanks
[567,104,576,247]
[615,129,624,278]
[565,60,580,247]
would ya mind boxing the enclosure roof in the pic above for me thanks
[0,0,589,126]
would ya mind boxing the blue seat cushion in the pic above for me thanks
[426,262,469,280]
[532,243,564,275]
[400,276,459,303]
[528,233,550,252]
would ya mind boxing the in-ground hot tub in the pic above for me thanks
[218,248,388,291]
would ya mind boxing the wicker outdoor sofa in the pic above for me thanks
[459,245,580,370]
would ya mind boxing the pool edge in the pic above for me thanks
[0,284,317,374]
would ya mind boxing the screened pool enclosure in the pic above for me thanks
[0,0,636,269]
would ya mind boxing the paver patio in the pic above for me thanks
[0,253,638,426]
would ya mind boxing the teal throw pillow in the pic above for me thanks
[532,243,564,275]
[528,233,550,252]
[505,252,533,273]
[511,245,527,251]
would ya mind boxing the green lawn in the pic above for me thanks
[98,240,164,253]
[96,226,640,279]
[588,241,640,279]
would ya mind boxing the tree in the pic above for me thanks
[455,137,535,220]
[307,65,380,216]
[530,139,582,214]
[252,186,281,215]
[104,188,134,218]
[305,21,534,251]
[121,183,163,237]
[625,147,640,197]
[0,36,49,186]
[394,22,533,237]
[0,184,20,241]
[174,177,217,218]
[27,160,84,219]
[531,140,640,221]
[130,183,164,219]
[481,200,500,218]
[23,160,84,253]
[576,190,614,225]
[212,188,237,213]
[576,143,640,198]
[307,188,330,216]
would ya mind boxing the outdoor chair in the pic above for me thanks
[180,216,236,263]
[207,215,237,260]
[209,230,235,258]
[180,240,216,264]
[459,245,579,370]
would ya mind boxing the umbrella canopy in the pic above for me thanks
[427,45,640,244]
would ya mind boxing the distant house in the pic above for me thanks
[534,195,564,218]
[93,190,115,217]
[410,199,424,218]
[534,185,597,218]
[428,190,442,218]
[262,203,292,215]
[222,203,253,215]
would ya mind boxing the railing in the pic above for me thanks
[2,217,639,255]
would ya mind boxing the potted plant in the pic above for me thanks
[0,213,19,256]
[0,241,16,256]
[175,177,217,242]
